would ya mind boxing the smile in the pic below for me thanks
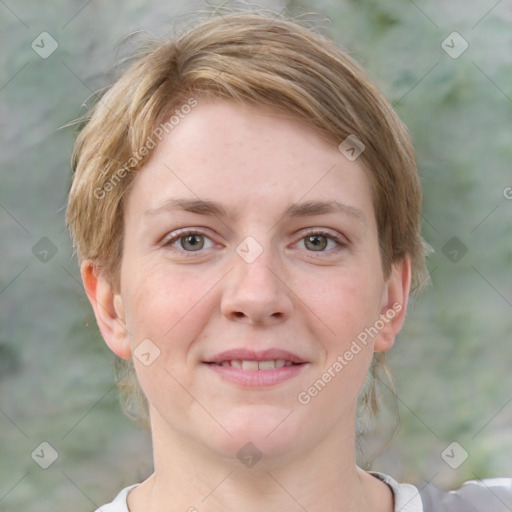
[211,360,297,370]
[205,360,307,387]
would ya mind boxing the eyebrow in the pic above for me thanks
[284,200,365,222]
[144,198,236,218]
[144,198,365,223]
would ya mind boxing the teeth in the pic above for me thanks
[258,360,276,370]
[241,360,259,370]
[219,359,295,370]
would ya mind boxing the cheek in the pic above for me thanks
[302,274,379,400]
[300,266,383,338]
[123,266,219,412]
[122,263,218,351]
[299,268,383,401]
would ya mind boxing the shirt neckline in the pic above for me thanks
[103,473,424,512]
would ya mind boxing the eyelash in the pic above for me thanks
[161,228,348,257]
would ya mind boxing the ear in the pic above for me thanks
[374,255,412,353]
[80,260,132,359]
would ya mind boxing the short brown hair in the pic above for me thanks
[66,11,428,424]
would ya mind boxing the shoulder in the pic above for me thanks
[372,471,512,512]
[419,477,512,512]
[94,485,138,512]
[370,471,512,512]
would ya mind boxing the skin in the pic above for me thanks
[82,100,411,512]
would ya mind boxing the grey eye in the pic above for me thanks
[304,234,328,251]
[180,234,205,251]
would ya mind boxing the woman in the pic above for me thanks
[66,11,511,511]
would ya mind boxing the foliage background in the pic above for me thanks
[1,0,511,510]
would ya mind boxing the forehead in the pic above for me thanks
[126,100,375,221]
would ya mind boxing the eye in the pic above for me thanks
[179,233,206,251]
[162,230,215,253]
[297,230,346,252]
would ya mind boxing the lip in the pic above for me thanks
[206,348,307,365]
[203,348,308,388]
[205,363,307,387]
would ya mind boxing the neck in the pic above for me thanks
[128,411,393,512]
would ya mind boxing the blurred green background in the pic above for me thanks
[1,0,511,510]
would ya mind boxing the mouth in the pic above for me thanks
[207,359,300,370]
[203,349,308,387]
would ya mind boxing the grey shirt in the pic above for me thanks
[414,476,512,511]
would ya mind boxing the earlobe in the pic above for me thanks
[374,256,412,353]
[80,260,132,359]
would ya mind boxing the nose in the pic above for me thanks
[220,244,294,326]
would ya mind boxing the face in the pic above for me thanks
[93,100,408,464]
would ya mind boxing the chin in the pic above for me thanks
[204,404,311,464]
